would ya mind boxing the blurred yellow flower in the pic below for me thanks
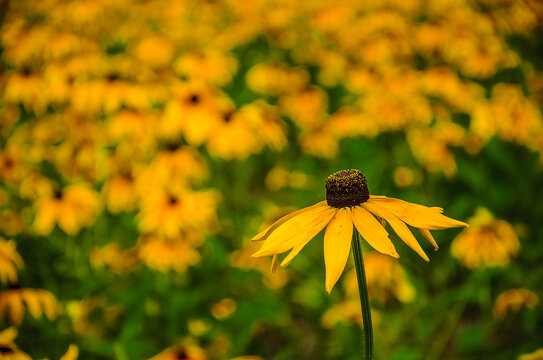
[0,286,58,325]
[137,234,202,273]
[253,169,466,292]
[33,184,101,236]
[346,253,416,304]
[322,299,381,329]
[0,145,26,184]
[246,63,308,96]
[211,298,237,320]
[148,342,207,360]
[393,166,415,188]
[265,166,312,192]
[138,188,219,238]
[102,173,138,214]
[493,288,539,320]
[451,208,519,269]
[159,81,223,144]
[173,50,238,85]
[134,35,174,68]
[0,327,31,360]
[0,237,24,285]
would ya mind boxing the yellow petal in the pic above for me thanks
[253,205,333,257]
[419,228,438,250]
[251,201,327,241]
[60,345,79,360]
[363,201,429,261]
[351,206,398,258]
[269,254,279,274]
[22,291,42,318]
[368,197,467,230]
[324,208,353,293]
[280,207,337,266]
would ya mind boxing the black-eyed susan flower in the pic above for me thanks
[252,169,467,293]
[33,184,101,236]
[451,207,519,269]
[0,327,32,360]
[137,187,219,238]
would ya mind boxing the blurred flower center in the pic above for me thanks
[186,94,200,105]
[325,169,369,208]
[168,195,179,206]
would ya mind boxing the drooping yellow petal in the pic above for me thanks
[351,206,399,258]
[270,254,279,273]
[251,201,327,241]
[419,228,439,250]
[368,196,467,230]
[323,208,353,293]
[363,201,429,261]
[280,207,337,266]
[253,205,333,257]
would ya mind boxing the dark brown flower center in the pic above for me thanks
[168,195,179,206]
[187,94,200,105]
[325,169,369,208]
[0,346,14,354]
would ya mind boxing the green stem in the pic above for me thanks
[352,229,374,360]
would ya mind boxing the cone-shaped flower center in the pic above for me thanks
[325,169,369,208]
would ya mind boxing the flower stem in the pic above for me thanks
[352,229,374,360]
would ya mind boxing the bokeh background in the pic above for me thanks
[1,0,543,359]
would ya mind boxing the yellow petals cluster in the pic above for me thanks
[451,208,520,269]
[493,288,539,320]
[0,287,59,325]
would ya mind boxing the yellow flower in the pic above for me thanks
[0,145,26,184]
[134,35,174,68]
[33,184,101,236]
[246,63,308,96]
[158,81,224,144]
[0,237,24,285]
[137,187,219,238]
[265,166,312,192]
[0,286,58,325]
[451,207,519,269]
[148,342,207,360]
[211,298,237,320]
[252,169,467,293]
[493,288,539,320]
[0,327,31,360]
[173,50,238,85]
[102,173,138,214]
[137,234,202,272]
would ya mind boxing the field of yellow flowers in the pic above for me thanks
[1,0,542,359]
